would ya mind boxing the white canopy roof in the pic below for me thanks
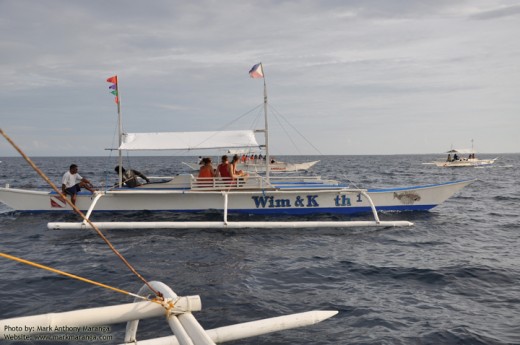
[119,130,260,151]
[446,148,475,154]
[227,148,262,154]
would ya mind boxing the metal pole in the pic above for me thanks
[117,79,123,187]
[262,64,270,182]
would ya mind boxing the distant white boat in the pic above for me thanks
[428,141,498,167]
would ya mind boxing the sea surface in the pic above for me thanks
[0,154,519,345]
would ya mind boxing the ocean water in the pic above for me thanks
[0,154,519,345]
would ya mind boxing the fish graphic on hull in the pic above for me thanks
[393,191,421,205]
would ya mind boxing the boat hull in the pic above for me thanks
[433,158,497,167]
[0,180,474,215]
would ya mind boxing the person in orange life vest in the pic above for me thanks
[217,155,232,181]
[198,157,216,185]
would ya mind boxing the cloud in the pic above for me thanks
[0,0,518,156]
[470,4,520,20]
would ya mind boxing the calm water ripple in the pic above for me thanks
[0,154,519,344]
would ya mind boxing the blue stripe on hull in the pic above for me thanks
[15,205,436,215]
[230,204,436,215]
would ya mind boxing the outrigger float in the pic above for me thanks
[0,64,475,230]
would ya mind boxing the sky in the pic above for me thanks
[0,0,519,157]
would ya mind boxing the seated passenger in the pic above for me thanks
[217,155,232,183]
[230,154,249,186]
[62,164,96,206]
[197,157,215,185]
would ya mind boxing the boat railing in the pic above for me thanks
[190,175,273,190]
[143,173,339,191]
[141,174,273,190]
[190,174,340,191]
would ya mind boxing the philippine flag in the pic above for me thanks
[249,63,264,78]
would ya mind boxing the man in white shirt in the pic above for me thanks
[61,164,95,205]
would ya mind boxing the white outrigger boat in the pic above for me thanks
[434,157,497,167]
[430,143,498,167]
[0,175,473,228]
[0,65,475,230]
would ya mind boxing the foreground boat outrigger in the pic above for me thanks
[0,280,337,344]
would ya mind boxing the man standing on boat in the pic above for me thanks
[61,164,96,205]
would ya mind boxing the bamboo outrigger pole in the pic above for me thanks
[0,128,162,299]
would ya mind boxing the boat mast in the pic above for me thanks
[262,65,270,181]
[117,84,123,187]
[107,75,123,187]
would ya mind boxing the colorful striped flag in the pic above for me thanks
[106,75,119,104]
